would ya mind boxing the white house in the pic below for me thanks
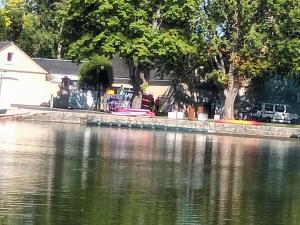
[0,42,59,106]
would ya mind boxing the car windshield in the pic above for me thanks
[275,104,285,112]
[264,104,273,111]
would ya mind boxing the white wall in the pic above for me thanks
[0,71,59,106]
[147,85,171,99]
[0,44,47,74]
[113,82,171,100]
[0,43,59,106]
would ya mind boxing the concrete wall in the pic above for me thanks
[20,110,300,138]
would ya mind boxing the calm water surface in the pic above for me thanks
[0,121,300,225]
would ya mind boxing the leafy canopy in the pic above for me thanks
[80,55,113,90]
[0,0,62,58]
[61,0,198,69]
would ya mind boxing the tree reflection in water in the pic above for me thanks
[0,122,300,225]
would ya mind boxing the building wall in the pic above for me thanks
[0,44,60,106]
[0,44,47,74]
[113,82,171,100]
[147,85,171,99]
[1,71,59,106]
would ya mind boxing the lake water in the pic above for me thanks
[0,121,300,225]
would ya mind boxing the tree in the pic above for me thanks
[19,0,63,58]
[192,0,300,120]
[60,0,197,95]
[3,0,25,41]
[0,8,6,40]
[0,0,62,58]
[190,0,276,120]
[18,13,57,57]
[80,55,113,109]
[267,0,300,79]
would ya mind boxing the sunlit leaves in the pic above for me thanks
[60,0,197,72]
[80,54,113,89]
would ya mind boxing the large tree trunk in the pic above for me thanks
[223,87,239,120]
[129,63,150,108]
[131,65,141,95]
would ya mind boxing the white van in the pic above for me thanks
[253,103,299,124]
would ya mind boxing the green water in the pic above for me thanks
[0,121,300,225]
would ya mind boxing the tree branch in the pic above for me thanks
[214,53,226,74]
[152,7,162,29]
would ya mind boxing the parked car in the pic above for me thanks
[251,102,299,124]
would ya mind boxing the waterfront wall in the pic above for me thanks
[15,110,300,138]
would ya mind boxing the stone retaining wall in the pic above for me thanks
[16,111,300,138]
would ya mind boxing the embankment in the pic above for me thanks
[12,110,300,139]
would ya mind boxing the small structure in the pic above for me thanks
[33,58,80,85]
[33,58,92,109]
[0,42,58,106]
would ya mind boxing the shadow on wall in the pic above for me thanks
[53,85,97,110]
[53,85,70,108]
[156,76,300,118]
[157,81,219,117]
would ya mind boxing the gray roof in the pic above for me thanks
[33,57,131,78]
[0,41,12,51]
[111,57,130,78]
[33,57,171,81]
[33,58,81,75]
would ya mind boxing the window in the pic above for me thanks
[7,52,13,62]
[264,104,273,112]
[275,104,285,112]
[297,93,300,103]
[286,105,293,113]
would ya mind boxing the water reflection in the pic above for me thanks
[0,121,300,225]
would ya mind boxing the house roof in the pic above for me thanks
[0,42,48,74]
[0,41,13,51]
[33,57,131,78]
[33,57,171,82]
[111,57,130,78]
[33,58,81,75]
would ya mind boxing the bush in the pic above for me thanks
[80,55,113,90]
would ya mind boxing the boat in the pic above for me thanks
[111,108,155,117]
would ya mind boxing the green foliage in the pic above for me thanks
[80,55,113,90]
[3,0,25,41]
[18,13,57,57]
[60,0,198,69]
[195,0,272,87]
[0,9,6,40]
[207,70,230,85]
[195,0,300,88]
[267,0,300,78]
[0,0,61,58]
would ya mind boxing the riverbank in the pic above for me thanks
[7,106,300,139]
